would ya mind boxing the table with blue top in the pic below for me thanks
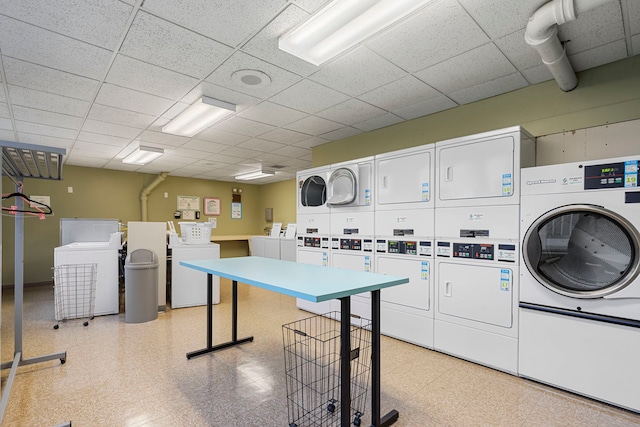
[180,256,409,427]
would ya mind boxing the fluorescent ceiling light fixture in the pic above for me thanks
[235,169,276,181]
[162,96,236,137]
[122,145,164,165]
[278,0,432,66]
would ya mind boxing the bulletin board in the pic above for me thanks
[177,195,200,211]
[204,197,221,216]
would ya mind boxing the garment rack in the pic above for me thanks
[0,140,68,425]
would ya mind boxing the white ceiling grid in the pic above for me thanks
[0,0,637,183]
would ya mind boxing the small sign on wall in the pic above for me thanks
[231,202,242,219]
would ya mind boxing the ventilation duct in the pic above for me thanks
[525,0,612,92]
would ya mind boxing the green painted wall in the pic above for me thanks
[313,55,640,166]
[255,179,297,235]
[2,166,265,284]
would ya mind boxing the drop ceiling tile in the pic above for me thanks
[237,138,286,152]
[457,0,544,39]
[358,75,442,111]
[240,4,318,77]
[0,90,5,103]
[0,118,13,131]
[82,119,142,139]
[273,157,312,168]
[237,101,307,126]
[214,117,276,137]
[205,153,246,164]
[392,95,458,120]
[448,73,528,105]
[11,106,83,130]
[15,121,77,139]
[206,51,302,99]
[77,131,131,147]
[16,133,73,149]
[103,160,141,172]
[121,11,233,79]
[494,29,542,70]
[65,152,109,167]
[259,128,310,144]
[160,103,190,120]
[196,128,251,145]
[3,58,99,101]
[73,140,123,155]
[284,116,343,135]
[316,99,387,126]
[7,86,90,117]
[95,84,175,116]
[320,126,362,141]
[0,129,16,140]
[352,113,404,132]
[415,43,517,94]
[291,0,327,13]
[0,103,10,119]
[220,146,263,159]
[0,16,112,80]
[521,64,554,85]
[148,117,171,132]
[251,152,288,164]
[630,2,640,34]
[106,55,199,100]
[180,82,261,111]
[141,0,286,47]
[88,104,157,129]
[0,0,132,49]
[559,2,624,55]
[182,139,229,154]
[569,40,628,72]
[292,136,329,149]
[271,145,311,158]
[269,80,350,114]
[166,147,219,159]
[366,0,489,73]
[137,130,189,146]
[309,47,406,97]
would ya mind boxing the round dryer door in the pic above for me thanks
[300,175,326,207]
[326,168,356,206]
[523,205,640,298]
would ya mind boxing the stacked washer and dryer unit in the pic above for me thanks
[433,127,535,374]
[519,156,640,412]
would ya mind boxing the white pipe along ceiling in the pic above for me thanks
[526,0,613,92]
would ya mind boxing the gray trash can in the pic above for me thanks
[125,249,158,323]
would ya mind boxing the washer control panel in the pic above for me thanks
[298,236,329,249]
[453,243,494,260]
[437,241,516,262]
[376,239,432,256]
[332,238,373,252]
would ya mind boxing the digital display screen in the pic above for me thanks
[585,161,638,190]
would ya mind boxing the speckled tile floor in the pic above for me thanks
[2,281,640,427]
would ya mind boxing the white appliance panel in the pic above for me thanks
[381,301,434,348]
[250,236,280,259]
[327,157,374,211]
[296,247,334,314]
[374,209,434,238]
[377,256,430,311]
[376,147,433,207]
[435,205,520,241]
[519,308,640,412]
[296,213,330,236]
[171,244,220,308]
[438,136,514,201]
[297,166,330,214]
[280,238,296,262]
[437,262,513,328]
[330,211,374,236]
[331,251,372,319]
[54,247,119,317]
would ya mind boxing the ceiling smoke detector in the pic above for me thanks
[232,70,272,89]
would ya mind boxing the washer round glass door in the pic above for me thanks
[523,204,640,298]
[300,175,326,207]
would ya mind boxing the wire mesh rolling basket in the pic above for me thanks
[282,312,372,427]
[53,263,98,329]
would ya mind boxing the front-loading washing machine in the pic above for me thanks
[519,156,640,412]
[297,165,330,215]
[434,208,520,374]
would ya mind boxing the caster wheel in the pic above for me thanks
[327,403,336,413]
[353,417,361,426]
[289,423,297,427]
[60,358,66,364]
[53,324,59,330]
[83,321,89,327]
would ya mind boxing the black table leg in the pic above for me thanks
[187,276,254,359]
[371,289,399,427]
[340,296,351,427]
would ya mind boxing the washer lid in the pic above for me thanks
[523,204,640,298]
[327,168,356,205]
